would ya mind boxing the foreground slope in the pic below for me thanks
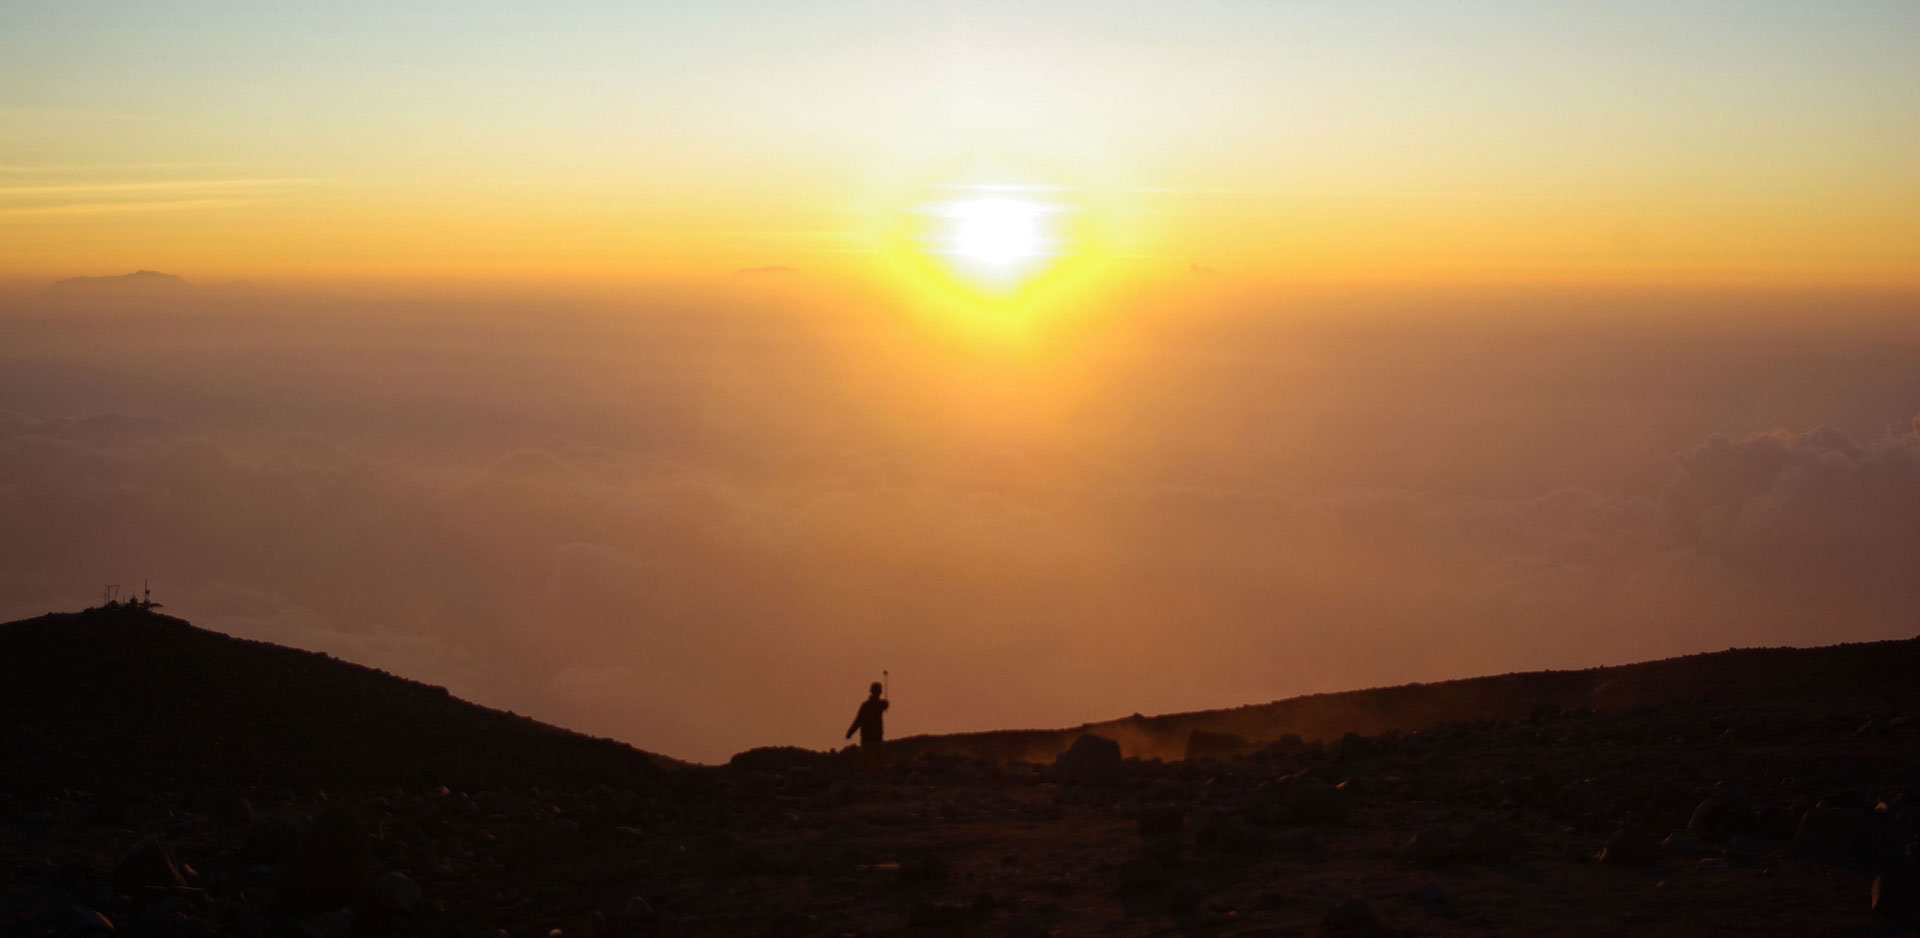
[3,607,1918,937]
[0,604,668,795]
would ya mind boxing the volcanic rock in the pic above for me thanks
[1137,805,1185,838]
[1412,882,1451,912]
[1115,858,1167,894]
[1166,881,1203,914]
[1687,789,1755,836]
[897,852,949,886]
[1051,735,1125,788]
[366,871,422,914]
[1599,828,1658,867]
[242,816,307,866]
[112,835,185,889]
[1458,819,1524,862]
[1321,897,1379,933]
[1872,869,1920,923]
[57,907,116,937]
[1265,777,1348,825]
[1403,829,1459,867]
[1788,807,1868,866]
[273,807,370,915]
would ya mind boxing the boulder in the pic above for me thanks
[273,807,370,915]
[1320,897,1378,933]
[1687,789,1755,836]
[1872,870,1920,923]
[896,852,948,886]
[1458,820,1523,862]
[112,836,185,889]
[1137,806,1185,838]
[193,788,255,828]
[366,871,422,914]
[1788,807,1867,867]
[1659,832,1702,857]
[242,816,307,866]
[1599,828,1658,867]
[1267,778,1348,825]
[1402,829,1459,867]
[1116,858,1167,894]
[294,908,354,938]
[1051,735,1126,788]
[56,908,115,938]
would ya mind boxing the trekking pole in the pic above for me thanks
[882,669,889,700]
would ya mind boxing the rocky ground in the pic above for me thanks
[5,607,1919,937]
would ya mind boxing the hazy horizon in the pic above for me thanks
[5,2,1919,763]
[3,275,1917,762]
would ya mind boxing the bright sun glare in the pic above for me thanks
[949,197,1045,265]
[923,189,1065,290]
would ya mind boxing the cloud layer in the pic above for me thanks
[3,284,1917,761]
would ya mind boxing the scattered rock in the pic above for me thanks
[193,788,255,828]
[294,908,354,938]
[1459,820,1523,862]
[1687,789,1754,836]
[85,800,135,827]
[1872,869,1920,922]
[366,871,422,914]
[1137,806,1185,838]
[1266,777,1348,825]
[1403,829,1459,867]
[1660,833,1702,857]
[112,836,185,889]
[1116,858,1167,894]
[1599,828,1659,867]
[49,856,100,888]
[1788,807,1867,867]
[274,807,370,915]
[1166,881,1202,914]
[1051,735,1126,788]
[57,907,115,937]
[1321,897,1378,933]
[907,899,970,927]
[616,896,655,922]
[897,853,948,886]
[242,816,307,866]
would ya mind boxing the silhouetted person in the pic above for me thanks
[845,681,889,776]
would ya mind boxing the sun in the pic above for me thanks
[947,197,1046,265]
[923,189,1063,289]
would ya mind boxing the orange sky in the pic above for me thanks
[4,3,1917,294]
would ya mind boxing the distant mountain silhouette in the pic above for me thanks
[0,605,672,796]
[46,270,192,294]
[888,635,1920,764]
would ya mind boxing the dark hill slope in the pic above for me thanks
[890,635,1920,763]
[0,605,666,795]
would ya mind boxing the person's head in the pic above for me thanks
[869,681,883,697]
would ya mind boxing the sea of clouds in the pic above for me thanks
[2,279,1916,761]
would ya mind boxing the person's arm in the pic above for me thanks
[880,700,889,712]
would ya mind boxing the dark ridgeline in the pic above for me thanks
[883,634,1920,765]
[0,604,669,797]
[4,604,1919,937]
